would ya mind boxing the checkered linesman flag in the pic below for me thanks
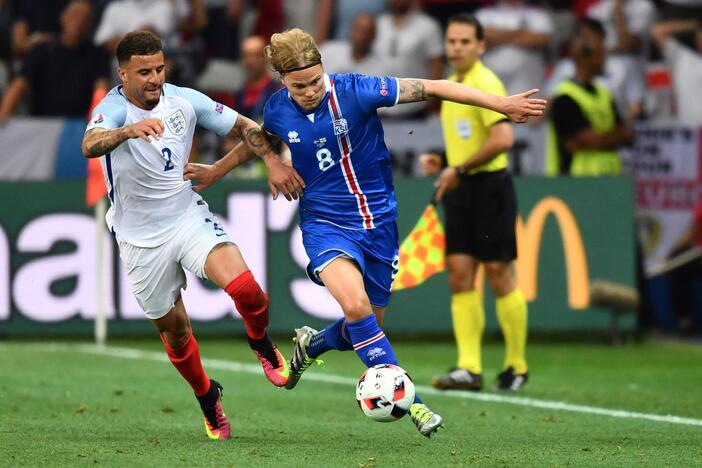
[393,203,445,291]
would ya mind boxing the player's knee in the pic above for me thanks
[340,297,373,322]
[161,328,191,349]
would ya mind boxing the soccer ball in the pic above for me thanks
[355,364,415,422]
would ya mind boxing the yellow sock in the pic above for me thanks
[451,291,484,374]
[496,289,528,374]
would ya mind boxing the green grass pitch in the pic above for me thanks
[1,337,701,467]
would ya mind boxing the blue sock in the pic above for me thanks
[346,314,398,367]
[346,315,423,405]
[307,318,353,358]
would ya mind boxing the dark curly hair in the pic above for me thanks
[116,31,163,64]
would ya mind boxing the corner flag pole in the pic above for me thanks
[87,87,109,347]
[95,196,107,347]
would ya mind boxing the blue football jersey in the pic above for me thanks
[263,73,400,230]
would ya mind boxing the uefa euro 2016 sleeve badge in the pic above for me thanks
[165,109,187,136]
[333,118,348,136]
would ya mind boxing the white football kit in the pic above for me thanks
[86,83,238,318]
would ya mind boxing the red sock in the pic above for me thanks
[225,270,269,340]
[161,333,210,397]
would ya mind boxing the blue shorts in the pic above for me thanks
[302,221,400,308]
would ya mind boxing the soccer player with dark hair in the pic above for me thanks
[184,27,545,438]
[81,30,304,441]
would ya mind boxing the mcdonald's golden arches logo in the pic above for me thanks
[515,196,589,309]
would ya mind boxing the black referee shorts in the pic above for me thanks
[442,169,517,262]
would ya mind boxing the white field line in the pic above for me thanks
[16,342,702,428]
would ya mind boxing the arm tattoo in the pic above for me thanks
[83,128,127,157]
[398,79,426,103]
[244,126,274,158]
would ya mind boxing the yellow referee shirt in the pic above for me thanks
[440,60,509,174]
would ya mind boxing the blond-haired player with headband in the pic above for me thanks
[184,28,546,438]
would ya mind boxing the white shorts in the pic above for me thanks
[117,199,232,320]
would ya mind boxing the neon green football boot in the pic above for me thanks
[409,403,444,438]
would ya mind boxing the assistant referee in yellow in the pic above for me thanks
[424,14,529,391]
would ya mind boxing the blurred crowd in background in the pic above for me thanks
[0,0,700,174]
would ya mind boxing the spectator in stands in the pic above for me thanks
[248,0,285,40]
[202,0,241,59]
[180,0,208,34]
[234,36,280,123]
[163,0,208,87]
[284,0,334,45]
[0,0,13,87]
[0,0,110,123]
[93,0,191,53]
[547,0,653,121]
[476,0,552,173]
[11,0,70,56]
[215,35,282,179]
[587,0,654,56]
[424,0,489,28]
[667,194,702,335]
[651,19,702,125]
[374,0,444,119]
[0,0,10,48]
[331,0,386,41]
[546,19,634,176]
[587,0,653,119]
[320,13,387,77]
[218,0,332,48]
[659,0,702,22]
[476,0,552,96]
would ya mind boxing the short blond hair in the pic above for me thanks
[264,28,322,74]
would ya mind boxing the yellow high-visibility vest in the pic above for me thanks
[546,80,621,176]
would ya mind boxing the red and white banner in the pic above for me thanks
[621,124,702,270]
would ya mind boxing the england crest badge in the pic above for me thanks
[165,109,187,136]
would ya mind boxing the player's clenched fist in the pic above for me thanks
[124,118,164,141]
[265,156,305,201]
[183,163,218,193]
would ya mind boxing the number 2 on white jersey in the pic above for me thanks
[316,148,335,171]
[162,147,174,171]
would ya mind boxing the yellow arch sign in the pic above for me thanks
[515,196,590,309]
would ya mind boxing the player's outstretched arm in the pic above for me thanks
[397,78,547,123]
[228,114,305,201]
[81,118,164,158]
